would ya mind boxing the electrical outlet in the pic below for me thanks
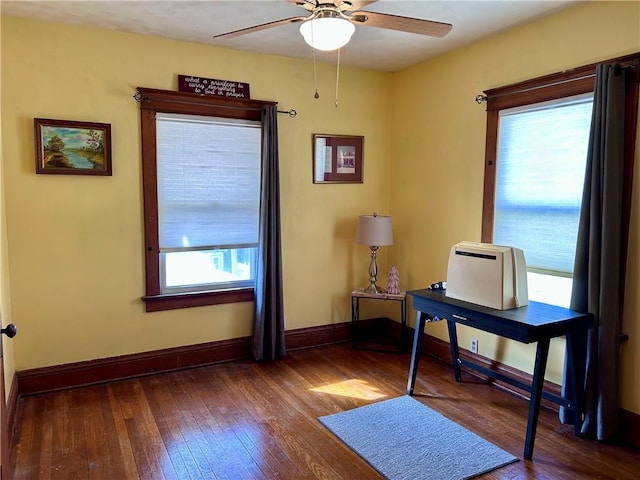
[470,338,478,354]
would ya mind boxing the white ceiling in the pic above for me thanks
[1,0,580,71]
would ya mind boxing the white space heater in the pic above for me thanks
[445,241,528,310]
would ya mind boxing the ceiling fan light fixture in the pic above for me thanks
[299,15,355,51]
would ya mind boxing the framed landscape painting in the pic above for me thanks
[34,118,112,175]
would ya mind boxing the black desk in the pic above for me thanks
[406,289,593,460]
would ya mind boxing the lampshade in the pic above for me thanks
[299,15,355,51]
[356,214,393,247]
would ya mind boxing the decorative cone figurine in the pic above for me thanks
[386,266,400,294]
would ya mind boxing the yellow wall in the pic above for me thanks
[0,16,392,373]
[2,1,639,417]
[390,1,640,414]
[0,16,17,402]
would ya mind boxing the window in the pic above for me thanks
[138,88,276,312]
[156,113,261,294]
[494,95,593,306]
[481,53,639,308]
[481,67,596,307]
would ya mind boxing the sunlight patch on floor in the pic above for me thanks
[309,379,387,400]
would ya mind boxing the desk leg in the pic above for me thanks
[446,320,462,382]
[406,312,427,395]
[524,337,550,460]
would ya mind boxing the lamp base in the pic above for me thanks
[361,284,387,295]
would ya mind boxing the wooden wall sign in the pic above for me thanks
[178,74,250,99]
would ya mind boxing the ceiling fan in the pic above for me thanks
[213,0,453,52]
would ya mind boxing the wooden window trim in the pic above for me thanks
[481,53,639,243]
[142,289,255,313]
[138,87,276,312]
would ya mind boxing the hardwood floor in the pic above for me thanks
[9,343,640,479]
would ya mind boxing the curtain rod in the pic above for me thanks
[133,91,297,118]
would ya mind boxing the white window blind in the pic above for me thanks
[494,94,593,276]
[155,113,261,251]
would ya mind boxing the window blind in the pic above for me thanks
[494,94,593,276]
[156,113,261,250]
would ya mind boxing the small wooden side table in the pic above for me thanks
[351,290,407,352]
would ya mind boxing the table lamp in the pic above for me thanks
[356,213,393,294]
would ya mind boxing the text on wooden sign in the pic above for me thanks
[178,74,250,99]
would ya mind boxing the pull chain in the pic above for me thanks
[313,46,320,99]
[335,48,341,108]
[310,23,320,99]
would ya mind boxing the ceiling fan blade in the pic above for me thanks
[351,11,452,38]
[213,16,306,39]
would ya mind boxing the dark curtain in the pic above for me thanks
[252,105,286,361]
[561,63,633,440]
